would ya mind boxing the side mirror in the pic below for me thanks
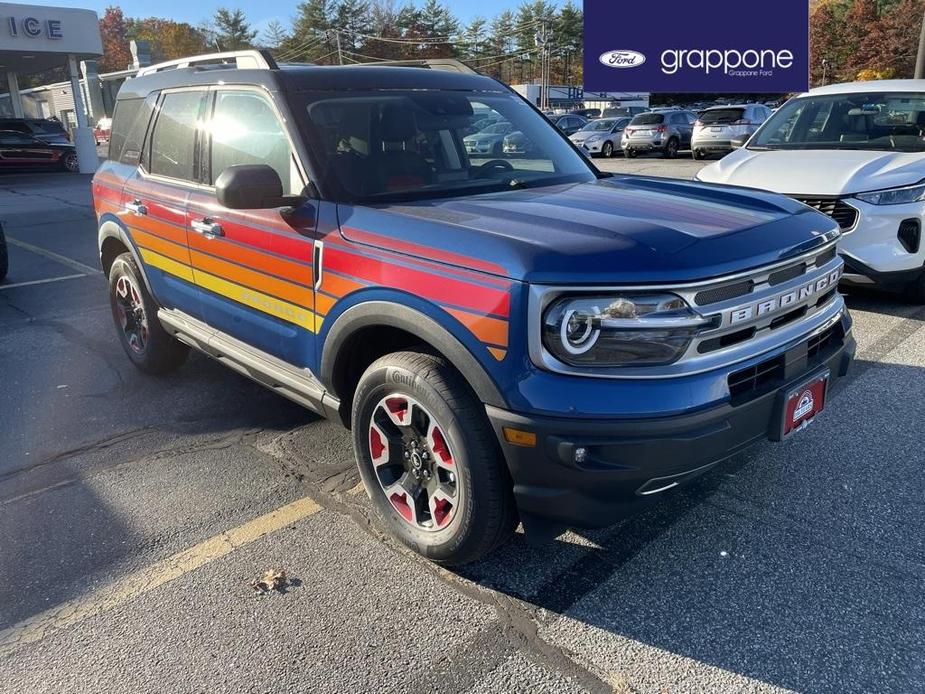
[730,135,749,149]
[215,164,305,210]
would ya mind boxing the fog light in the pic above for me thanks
[898,218,921,253]
[574,447,588,464]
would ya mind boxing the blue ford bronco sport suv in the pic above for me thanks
[93,51,855,564]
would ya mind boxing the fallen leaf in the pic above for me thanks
[250,568,289,595]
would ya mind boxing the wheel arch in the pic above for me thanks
[321,301,506,427]
[98,217,151,292]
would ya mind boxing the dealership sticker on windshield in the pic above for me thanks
[776,371,829,440]
[583,0,809,92]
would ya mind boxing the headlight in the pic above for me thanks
[542,293,716,367]
[855,182,925,206]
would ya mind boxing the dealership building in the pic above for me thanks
[0,2,103,172]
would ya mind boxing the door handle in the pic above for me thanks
[126,199,147,216]
[191,218,224,238]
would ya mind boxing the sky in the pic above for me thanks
[15,0,560,37]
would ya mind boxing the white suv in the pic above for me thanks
[692,104,772,160]
[696,80,925,302]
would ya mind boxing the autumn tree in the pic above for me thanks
[99,6,133,72]
[126,18,209,62]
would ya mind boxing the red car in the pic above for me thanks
[93,117,112,145]
[0,130,78,172]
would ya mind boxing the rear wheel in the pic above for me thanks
[352,351,517,565]
[108,253,188,373]
[61,151,78,173]
[664,137,679,158]
[692,149,705,160]
[602,141,614,158]
[626,149,638,159]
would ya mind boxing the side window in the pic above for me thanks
[0,132,36,145]
[148,90,205,181]
[111,93,156,165]
[209,90,296,194]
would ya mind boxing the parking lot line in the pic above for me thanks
[4,236,102,276]
[0,495,323,655]
[0,274,86,290]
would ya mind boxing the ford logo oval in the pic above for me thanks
[599,50,646,69]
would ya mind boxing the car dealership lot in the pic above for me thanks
[0,171,922,693]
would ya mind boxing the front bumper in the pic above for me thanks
[487,314,856,532]
[836,198,925,281]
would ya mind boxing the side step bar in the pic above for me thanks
[158,308,340,420]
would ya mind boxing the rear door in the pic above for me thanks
[0,132,59,166]
[122,88,208,319]
[187,86,317,367]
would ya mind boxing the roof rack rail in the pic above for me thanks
[136,50,278,77]
[361,58,478,75]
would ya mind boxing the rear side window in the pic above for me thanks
[148,91,205,181]
[209,90,295,193]
[30,120,65,134]
[110,94,156,165]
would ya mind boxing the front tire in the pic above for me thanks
[108,253,188,374]
[352,351,517,565]
[61,151,78,173]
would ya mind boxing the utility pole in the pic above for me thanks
[534,21,552,110]
[916,8,925,79]
[330,29,343,65]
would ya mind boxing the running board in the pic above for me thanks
[157,308,339,419]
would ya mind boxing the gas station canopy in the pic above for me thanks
[0,3,102,75]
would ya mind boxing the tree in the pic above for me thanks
[842,0,882,79]
[281,0,334,62]
[212,7,257,51]
[261,20,289,50]
[462,17,489,64]
[876,0,925,77]
[810,2,846,85]
[126,18,209,62]
[99,6,133,72]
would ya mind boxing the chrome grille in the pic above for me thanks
[791,196,859,231]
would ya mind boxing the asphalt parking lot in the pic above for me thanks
[1,163,923,694]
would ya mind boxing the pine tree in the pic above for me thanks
[261,20,289,50]
[212,8,257,51]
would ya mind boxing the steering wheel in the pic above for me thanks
[473,159,514,179]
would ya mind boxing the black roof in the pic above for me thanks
[117,64,505,101]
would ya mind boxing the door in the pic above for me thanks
[0,132,58,166]
[122,88,207,320]
[187,87,318,368]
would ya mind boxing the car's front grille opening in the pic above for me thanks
[768,262,806,286]
[728,355,785,399]
[807,324,839,363]
[694,279,754,306]
[815,246,837,266]
[769,305,808,330]
[698,326,756,354]
[815,288,837,308]
[791,196,859,230]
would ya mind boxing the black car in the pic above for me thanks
[0,131,78,172]
[570,108,601,120]
[0,118,70,145]
[549,114,588,136]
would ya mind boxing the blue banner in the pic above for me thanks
[582,0,809,93]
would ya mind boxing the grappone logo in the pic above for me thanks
[598,50,646,69]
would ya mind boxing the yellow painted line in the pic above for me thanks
[346,482,366,496]
[0,495,322,655]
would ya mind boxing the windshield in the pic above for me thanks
[631,113,665,125]
[302,90,596,203]
[582,119,617,132]
[750,92,925,152]
[699,108,745,125]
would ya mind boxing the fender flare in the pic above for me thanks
[320,300,506,409]
[98,217,152,293]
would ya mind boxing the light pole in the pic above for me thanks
[821,58,828,86]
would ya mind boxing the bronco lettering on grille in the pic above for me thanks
[728,267,842,326]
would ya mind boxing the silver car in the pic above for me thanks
[569,117,630,158]
[621,110,696,158]
[691,104,772,160]
[463,122,513,156]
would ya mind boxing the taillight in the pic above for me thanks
[694,120,703,126]
[655,125,668,133]
[625,128,634,135]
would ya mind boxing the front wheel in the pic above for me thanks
[108,253,188,373]
[352,351,517,565]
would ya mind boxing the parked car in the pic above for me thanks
[93,117,113,145]
[691,104,773,160]
[548,114,587,136]
[569,117,630,157]
[602,106,647,118]
[622,110,696,158]
[0,223,7,282]
[570,108,601,120]
[93,50,854,565]
[0,130,78,172]
[463,121,513,156]
[696,79,925,302]
[0,117,70,145]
